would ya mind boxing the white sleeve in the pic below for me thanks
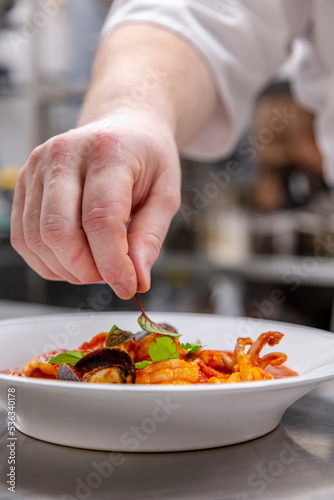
[102,0,310,162]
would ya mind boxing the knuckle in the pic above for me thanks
[94,130,123,151]
[146,229,164,259]
[40,215,69,246]
[48,134,72,161]
[48,161,67,180]
[28,145,44,165]
[24,230,45,253]
[82,206,112,234]
[89,131,124,162]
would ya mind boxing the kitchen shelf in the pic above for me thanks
[154,251,334,288]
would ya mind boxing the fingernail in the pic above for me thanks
[114,286,129,299]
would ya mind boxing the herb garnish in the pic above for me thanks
[135,294,180,338]
[105,325,137,348]
[48,296,202,370]
[134,336,180,369]
[134,360,152,369]
[48,351,85,366]
[179,341,202,354]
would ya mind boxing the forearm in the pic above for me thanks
[78,23,219,148]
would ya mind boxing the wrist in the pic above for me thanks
[78,104,176,142]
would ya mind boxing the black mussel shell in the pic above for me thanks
[75,348,136,383]
[159,322,178,334]
[57,363,81,382]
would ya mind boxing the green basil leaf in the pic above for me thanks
[48,351,85,366]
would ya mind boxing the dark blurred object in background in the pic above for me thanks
[0,0,15,17]
[249,81,324,213]
[0,0,15,93]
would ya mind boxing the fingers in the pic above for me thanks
[12,135,104,285]
[127,173,181,293]
[39,166,103,284]
[10,171,60,281]
[11,128,179,299]
[82,144,138,299]
[23,170,84,284]
[11,133,138,296]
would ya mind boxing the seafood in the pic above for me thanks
[57,348,135,384]
[3,319,297,384]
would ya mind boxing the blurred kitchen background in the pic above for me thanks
[0,0,334,329]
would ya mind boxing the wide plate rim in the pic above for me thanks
[0,311,333,393]
[0,309,333,338]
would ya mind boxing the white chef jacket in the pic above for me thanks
[102,0,334,185]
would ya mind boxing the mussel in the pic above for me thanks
[57,363,81,382]
[57,348,136,384]
[158,323,178,334]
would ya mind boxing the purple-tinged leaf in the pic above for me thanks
[105,325,137,348]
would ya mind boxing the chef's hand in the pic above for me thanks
[10,114,181,299]
[10,24,218,299]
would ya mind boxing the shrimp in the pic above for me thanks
[135,333,164,361]
[135,359,200,384]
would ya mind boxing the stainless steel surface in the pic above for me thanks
[0,381,333,499]
[0,302,333,499]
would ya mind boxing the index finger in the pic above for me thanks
[82,155,137,299]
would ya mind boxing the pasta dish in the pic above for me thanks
[2,310,297,384]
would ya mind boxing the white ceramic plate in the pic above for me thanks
[0,312,334,452]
